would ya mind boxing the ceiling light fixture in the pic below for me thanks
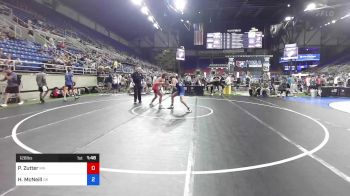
[141,6,149,15]
[174,0,187,13]
[304,3,317,11]
[134,1,162,30]
[284,16,294,21]
[131,0,143,6]
[153,23,159,29]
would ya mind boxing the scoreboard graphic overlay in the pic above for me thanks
[16,154,100,186]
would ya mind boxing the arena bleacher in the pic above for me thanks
[0,0,159,76]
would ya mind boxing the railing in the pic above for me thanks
[0,59,97,75]
[64,30,79,39]
[0,4,12,16]
[12,15,28,28]
[0,13,22,39]
[65,36,88,52]
[0,11,46,44]
[34,28,66,41]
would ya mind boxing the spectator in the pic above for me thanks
[36,67,49,103]
[50,87,63,98]
[316,75,322,89]
[278,80,290,97]
[42,43,48,52]
[0,66,23,107]
[105,72,113,93]
[0,31,8,41]
[334,75,340,86]
[0,49,6,64]
[146,75,152,93]
[346,74,350,87]
[27,19,34,36]
[185,74,192,85]
[4,54,14,67]
[57,41,65,49]
[112,74,122,93]
[48,37,55,48]
[305,75,311,92]
[63,68,79,101]
[7,31,15,40]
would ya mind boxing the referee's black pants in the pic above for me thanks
[134,85,142,103]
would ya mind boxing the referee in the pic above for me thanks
[131,66,143,104]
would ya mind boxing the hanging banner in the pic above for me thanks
[176,48,185,61]
[193,23,204,46]
[283,43,298,60]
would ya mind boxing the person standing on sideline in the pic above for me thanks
[36,67,49,103]
[63,67,78,102]
[131,66,143,104]
[112,73,120,94]
[0,66,23,107]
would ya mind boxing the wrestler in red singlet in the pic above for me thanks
[150,73,167,109]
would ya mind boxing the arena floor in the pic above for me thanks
[0,94,350,196]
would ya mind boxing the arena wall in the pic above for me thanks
[0,73,97,100]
